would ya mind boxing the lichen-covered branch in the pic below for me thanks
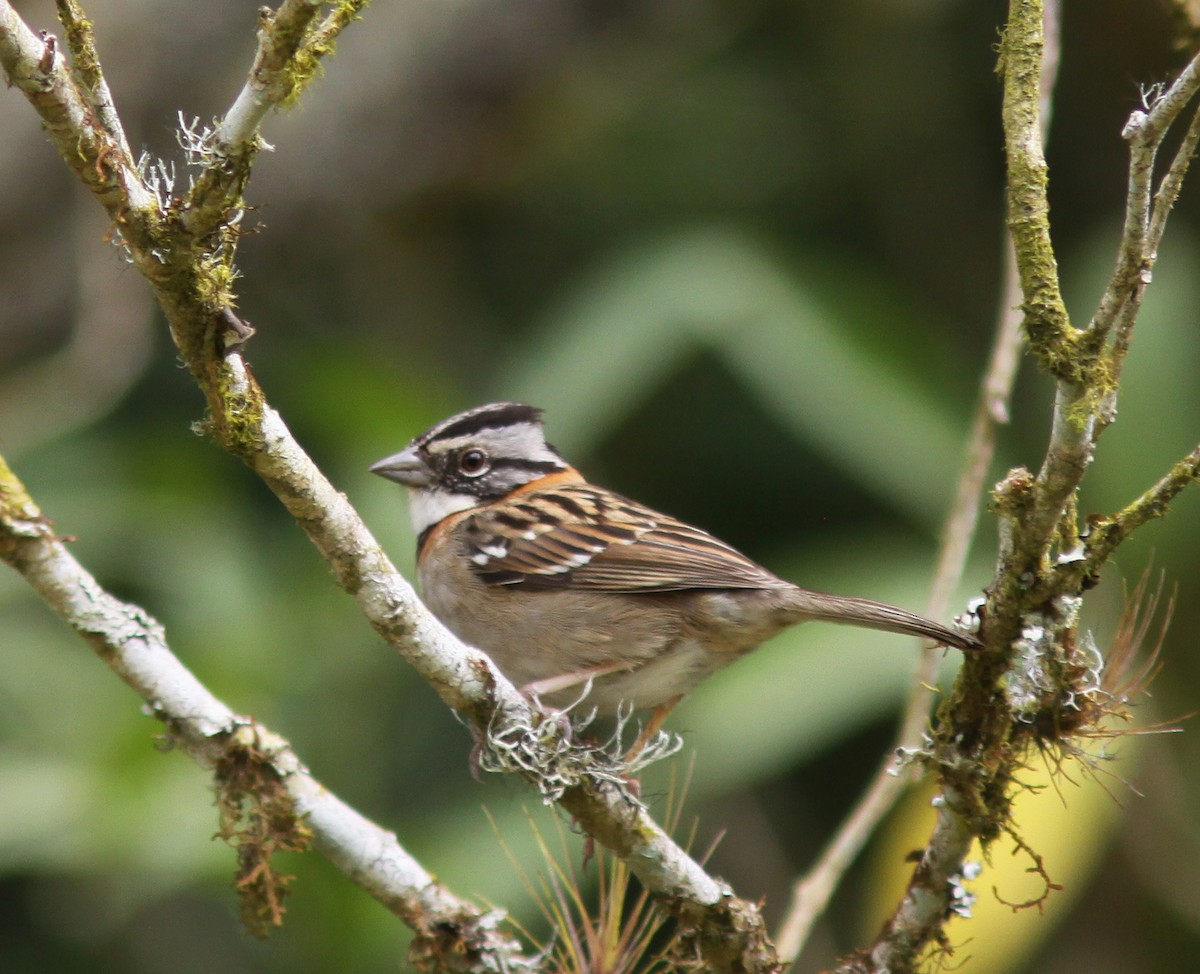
[196,314,774,974]
[0,457,533,972]
[184,0,369,237]
[846,4,1200,971]
[0,0,156,219]
[1066,445,1200,593]
[0,4,777,970]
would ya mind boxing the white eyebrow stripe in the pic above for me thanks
[430,424,564,467]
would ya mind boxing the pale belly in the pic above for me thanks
[419,554,789,713]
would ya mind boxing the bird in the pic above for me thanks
[370,402,980,746]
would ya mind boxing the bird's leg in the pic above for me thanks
[519,659,639,700]
[521,661,641,759]
[624,695,683,763]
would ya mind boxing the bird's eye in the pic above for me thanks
[459,449,490,476]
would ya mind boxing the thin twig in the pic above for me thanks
[0,0,156,216]
[1148,93,1200,256]
[184,0,367,237]
[772,6,1062,962]
[774,250,1026,964]
[215,0,325,148]
[306,0,371,60]
[1091,48,1200,363]
[1107,94,1200,394]
[1070,445,1200,590]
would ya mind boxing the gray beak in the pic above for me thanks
[369,446,432,487]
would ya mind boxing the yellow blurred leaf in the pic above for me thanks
[863,746,1135,974]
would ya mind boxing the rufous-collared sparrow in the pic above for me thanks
[371,403,980,740]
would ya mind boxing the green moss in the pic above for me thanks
[212,367,267,456]
[278,0,373,108]
[0,456,33,517]
[55,0,103,94]
[195,249,238,309]
[1000,2,1082,386]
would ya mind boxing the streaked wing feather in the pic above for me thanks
[572,538,776,589]
[465,483,782,592]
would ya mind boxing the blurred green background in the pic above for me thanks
[2,1,1199,971]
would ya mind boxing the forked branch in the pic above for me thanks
[0,3,775,970]
[833,3,1200,971]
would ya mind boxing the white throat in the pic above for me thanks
[408,488,477,536]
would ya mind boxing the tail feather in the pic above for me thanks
[783,588,981,651]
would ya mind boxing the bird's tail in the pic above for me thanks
[782,588,981,651]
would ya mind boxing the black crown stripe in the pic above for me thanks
[425,403,543,444]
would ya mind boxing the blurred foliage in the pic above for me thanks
[2,0,1199,972]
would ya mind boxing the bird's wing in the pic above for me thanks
[463,483,782,592]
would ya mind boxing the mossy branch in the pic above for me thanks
[1,3,778,970]
[183,0,370,238]
[850,4,1200,971]
[1067,445,1200,592]
[0,456,531,970]
[0,0,157,225]
[53,0,130,160]
[1000,9,1200,566]
[998,0,1076,383]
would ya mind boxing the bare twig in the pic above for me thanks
[1106,96,1200,396]
[1092,48,1200,408]
[774,245,1028,968]
[1148,98,1200,253]
[0,204,154,453]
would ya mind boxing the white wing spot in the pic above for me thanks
[523,530,537,541]
[471,552,490,566]
[480,543,509,559]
